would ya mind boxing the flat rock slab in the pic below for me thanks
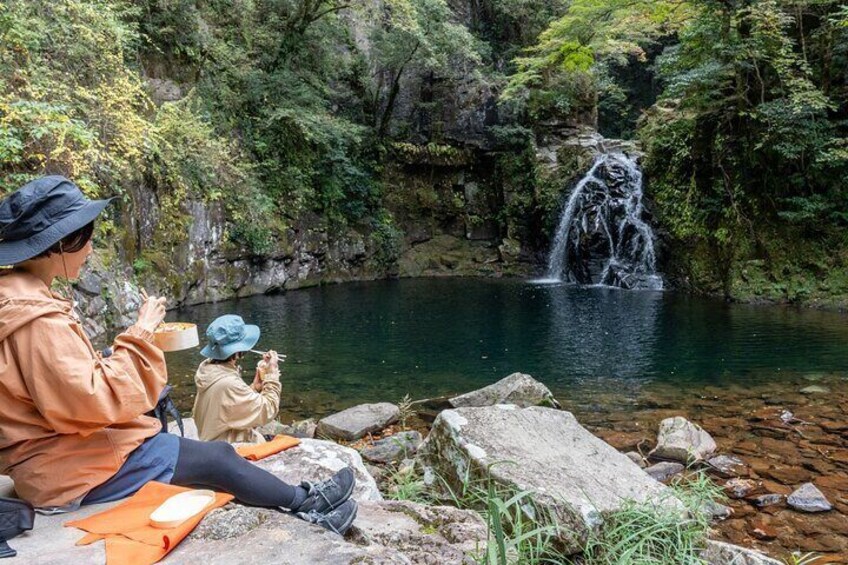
[449,372,559,408]
[5,501,119,564]
[8,501,408,565]
[787,482,833,512]
[416,405,681,553]
[650,416,717,462]
[703,540,782,565]
[256,438,383,502]
[7,489,482,564]
[318,403,400,441]
[361,431,423,464]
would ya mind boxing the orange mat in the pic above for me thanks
[65,481,233,565]
[235,434,301,460]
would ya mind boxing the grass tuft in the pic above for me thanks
[582,471,723,565]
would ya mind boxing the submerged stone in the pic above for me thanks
[787,483,833,513]
[706,454,747,478]
[701,501,733,521]
[416,405,681,554]
[750,493,785,508]
[725,478,759,499]
[749,517,778,540]
[448,372,560,409]
[800,385,830,394]
[317,403,400,441]
[650,416,717,462]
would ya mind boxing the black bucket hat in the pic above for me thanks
[0,176,115,266]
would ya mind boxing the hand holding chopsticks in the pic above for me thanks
[137,287,167,333]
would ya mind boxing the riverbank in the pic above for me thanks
[574,376,848,562]
[286,374,848,562]
[164,365,848,561]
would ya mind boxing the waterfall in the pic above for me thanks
[545,153,663,290]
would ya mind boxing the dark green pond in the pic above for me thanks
[164,278,848,419]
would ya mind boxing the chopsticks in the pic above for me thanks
[250,349,287,359]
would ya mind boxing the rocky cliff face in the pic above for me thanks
[73,124,644,338]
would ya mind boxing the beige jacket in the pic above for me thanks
[192,359,281,444]
[0,270,166,508]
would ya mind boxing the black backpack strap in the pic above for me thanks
[163,395,184,437]
[150,385,184,437]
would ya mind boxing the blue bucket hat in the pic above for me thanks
[0,176,115,266]
[200,315,261,360]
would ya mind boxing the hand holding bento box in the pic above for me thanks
[138,288,199,352]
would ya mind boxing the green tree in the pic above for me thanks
[364,0,483,139]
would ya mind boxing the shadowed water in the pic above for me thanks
[163,278,848,418]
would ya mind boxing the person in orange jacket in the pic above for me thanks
[0,177,357,535]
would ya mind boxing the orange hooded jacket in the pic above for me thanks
[0,270,167,509]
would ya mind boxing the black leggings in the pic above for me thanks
[171,438,304,509]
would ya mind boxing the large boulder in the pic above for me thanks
[649,417,717,462]
[317,403,400,441]
[448,373,559,409]
[416,405,681,553]
[703,540,782,565]
[256,438,382,502]
[361,431,423,464]
[351,500,486,564]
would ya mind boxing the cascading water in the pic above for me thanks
[545,153,663,290]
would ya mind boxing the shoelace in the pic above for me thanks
[305,477,339,508]
[297,509,342,535]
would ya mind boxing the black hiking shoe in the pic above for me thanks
[292,466,355,514]
[298,499,358,536]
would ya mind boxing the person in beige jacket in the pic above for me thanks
[192,314,281,444]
